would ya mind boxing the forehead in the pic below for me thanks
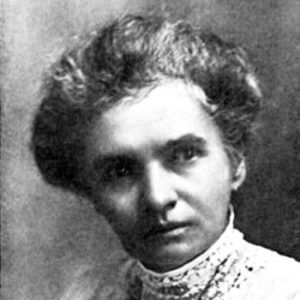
[88,80,222,155]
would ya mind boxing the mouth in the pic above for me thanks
[143,222,190,240]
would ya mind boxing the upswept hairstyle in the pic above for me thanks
[31,15,262,195]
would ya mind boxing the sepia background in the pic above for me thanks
[1,0,300,299]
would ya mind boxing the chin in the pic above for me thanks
[137,242,203,272]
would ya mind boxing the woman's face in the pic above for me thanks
[84,80,244,272]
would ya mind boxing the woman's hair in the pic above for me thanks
[31,14,262,195]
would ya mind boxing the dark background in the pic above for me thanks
[1,0,300,299]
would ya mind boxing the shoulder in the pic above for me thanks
[59,258,134,300]
[242,239,300,278]
[239,238,300,300]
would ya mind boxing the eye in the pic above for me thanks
[104,160,133,180]
[96,157,138,185]
[167,146,204,166]
[106,162,131,179]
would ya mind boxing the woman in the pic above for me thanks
[31,15,300,300]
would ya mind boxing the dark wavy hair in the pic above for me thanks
[31,15,262,196]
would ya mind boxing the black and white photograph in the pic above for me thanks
[1,1,300,299]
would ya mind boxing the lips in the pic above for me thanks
[142,222,190,240]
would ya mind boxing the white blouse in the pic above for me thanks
[61,214,300,300]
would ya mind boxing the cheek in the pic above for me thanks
[94,187,139,231]
[179,159,232,207]
[191,157,231,185]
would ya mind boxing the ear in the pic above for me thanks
[231,158,246,191]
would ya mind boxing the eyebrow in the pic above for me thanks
[93,153,136,172]
[160,134,207,153]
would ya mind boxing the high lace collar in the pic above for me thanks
[128,210,245,300]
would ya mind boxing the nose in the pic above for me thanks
[141,161,178,212]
